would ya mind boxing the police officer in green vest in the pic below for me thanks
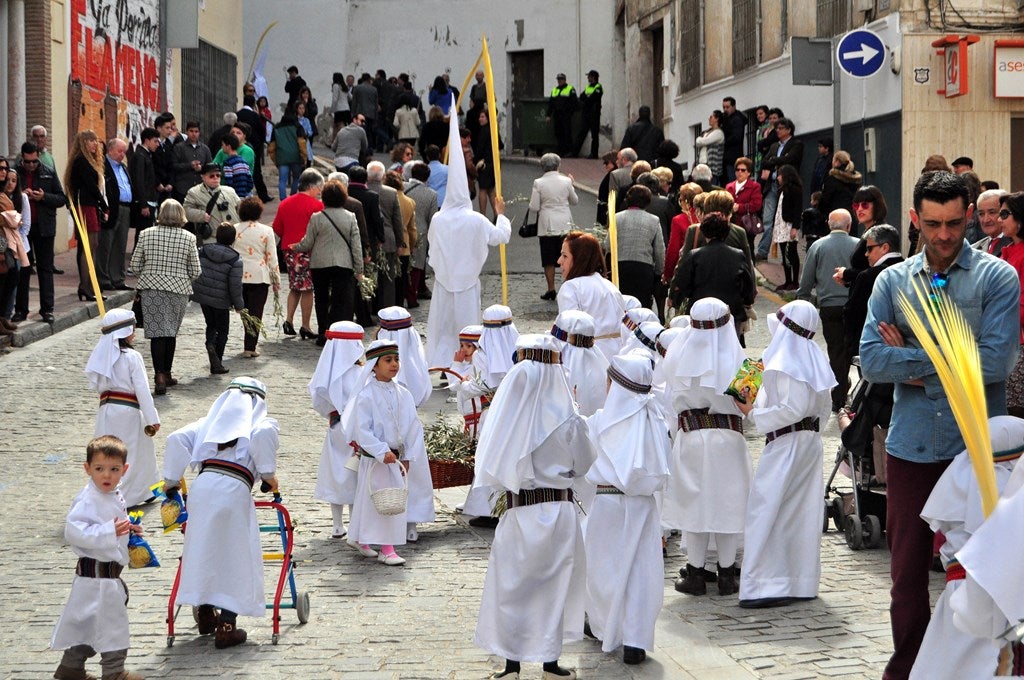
[574,70,603,159]
[546,73,577,156]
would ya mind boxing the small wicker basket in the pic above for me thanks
[367,461,408,516]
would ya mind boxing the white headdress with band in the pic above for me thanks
[308,321,364,418]
[84,308,137,390]
[763,300,836,392]
[190,377,270,464]
[376,306,431,405]
[552,309,609,416]
[479,304,520,385]
[662,297,746,392]
[475,334,576,492]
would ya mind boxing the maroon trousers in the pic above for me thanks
[882,454,952,680]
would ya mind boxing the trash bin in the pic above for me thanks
[516,98,582,156]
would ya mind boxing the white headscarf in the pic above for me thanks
[375,306,432,405]
[339,339,401,438]
[84,308,138,390]
[763,300,837,392]
[552,309,609,415]
[190,377,269,464]
[622,295,641,311]
[669,314,691,329]
[621,307,658,343]
[662,297,746,392]
[588,353,671,490]
[308,321,364,418]
[475,334,576,492]
[478,304,519,385]
[622,320,664,362]
[459,324,483,347]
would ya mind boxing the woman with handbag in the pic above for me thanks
[607,185,665,309]
[528,153,578,301]
[65,130,109,302]
[290,180,363,344]
[727,157,763,256]
[232,197,280,358]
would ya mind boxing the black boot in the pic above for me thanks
[717,563,738,596]
[207,343,229,375]
[674,563,707,595]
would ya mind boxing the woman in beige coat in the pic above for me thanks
[529,153,578,300]
[233,196,280,357]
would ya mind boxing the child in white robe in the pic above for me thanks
[910,416,1024,679]
[662,297,750,597]
[84,308,160,507]
[551,309,608,417]
[735,300,835,608]
[51,436,143,680]
[584,353,671,665]
[620,307,658,345]
[450,325,490,440]
[475,334,597,680]
[310,321,365,539]
[163,377,279,648]
[621,321,663,364]
[344,340,431,562]
[376,306,432,406]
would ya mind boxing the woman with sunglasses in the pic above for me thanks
[997,192,1024,418]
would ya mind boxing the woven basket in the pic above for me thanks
[429,458,475,489]
[367,461,408,516]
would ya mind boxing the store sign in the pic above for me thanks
[994,41,1024,99]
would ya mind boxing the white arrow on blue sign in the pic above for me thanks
[836,29,886,79]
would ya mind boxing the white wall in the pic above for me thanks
[666,13,903,167]
[243,0,627,150]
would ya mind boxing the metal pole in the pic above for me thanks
[158,0,167,112]
[833,36,842,151]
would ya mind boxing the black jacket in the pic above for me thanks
[17,163,67,238]
[347,183,384,246]
[761,138,805,173]
[236,108,265,152]
[671,239,756,320]
[843,250,904,356]
[620,120,664,163]
[819,169,863,226]
[722,110,748,165]
[128,146,157,229]
[193,243,244,310]
[779,186,803,227]
[68,155,108,211]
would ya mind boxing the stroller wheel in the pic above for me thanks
[845,514,864,550]
[822,504,829,533]
[831,497,846,533]
[865,514,883,549]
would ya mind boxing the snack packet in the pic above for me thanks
[725,358,764,404]
[154,481,188,534]
[127,511,159,569]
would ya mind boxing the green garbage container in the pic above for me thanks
[515,98,582,156]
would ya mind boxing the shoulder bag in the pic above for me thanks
[740,212,763,237]
[321,211,355,260]
[519,209,538,238]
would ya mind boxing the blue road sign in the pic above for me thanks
[836,29,886,79]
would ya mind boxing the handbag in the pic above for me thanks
[741,212,763,236]
[131,293,145,328]
[518,210,538,238]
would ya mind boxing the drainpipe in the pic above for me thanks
[7,0,26,152]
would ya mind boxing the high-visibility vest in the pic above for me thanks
[551,84,575,97]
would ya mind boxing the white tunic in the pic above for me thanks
[583,413,668,653]
[910,452,1020,680]
[313,368,363,506]
[663,380,750,533]
[92,350,160,507]
[51,482,130,652]
[474,418,596,662]
[557,273,625,363]
[348,379,433,546]
[740,372,831,601]
[424,213,511,368]
[561,342,609,417]
[163,419,279,618]
[453,355,500,517]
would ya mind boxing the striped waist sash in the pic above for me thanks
[76,557,124,579]
[765,417,820,444]
[99,391,139,409]
[677,408,744,434]
[199,459,256,488]
[596,484,624,495]
[945,559,966,583]
[506,487,574,508]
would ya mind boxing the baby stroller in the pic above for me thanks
[824,357,889,550]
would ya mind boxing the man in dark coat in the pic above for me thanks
[721,96,747,184]
[619,105,664,163]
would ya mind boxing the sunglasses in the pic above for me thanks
[22,159,39,165]
[852,201,873,210]
[999,209,1014,220]
[735,167,750,173]
[864,243,882,252]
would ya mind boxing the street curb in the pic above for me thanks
[9,290,135,348]
[500,155,600,198]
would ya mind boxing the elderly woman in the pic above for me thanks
[557,231,626,362]
[529,153,579,300]
[727,156,763,255]
[608,185,665,309]
[290,179,363,344]
[131,200,201,394]
[233,197,280,358]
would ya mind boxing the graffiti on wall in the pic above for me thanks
[70,0,171,143]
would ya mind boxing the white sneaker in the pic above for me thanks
[346,539,377,557]
[331,526,347,539]
[378,551,406,566]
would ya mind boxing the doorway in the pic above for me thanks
[510,50,544,152]
[651,26,664,124]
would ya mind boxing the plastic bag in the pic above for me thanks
[127,511,159,568]
[154,481,188,534]
[725,358,764,404]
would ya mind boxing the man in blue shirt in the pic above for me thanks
[860,171,1019,680]
[98,138,133,290]
[424,144,448,207]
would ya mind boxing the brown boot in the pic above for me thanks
[196,605,218,635]
[214,621,247,649]
[674,563,707,595]
[165,373,178,387]
[100,672,144,680]
[0,317,17,331]
[53,665,97,680]
[153,372,167,396]
[717,563,738,596]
